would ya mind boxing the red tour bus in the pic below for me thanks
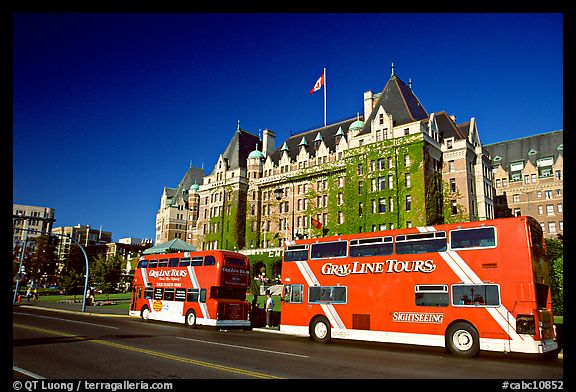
[280,216,558,357]
[130,250,251,329]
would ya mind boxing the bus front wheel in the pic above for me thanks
[310,316,331,344]
[446,322,480,358]
[140,306,150,321]
[185,309,197,328]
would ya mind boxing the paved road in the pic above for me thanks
[13,305,563,381]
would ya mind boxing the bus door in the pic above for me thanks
[131,285,143,311]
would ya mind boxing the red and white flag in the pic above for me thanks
[311,217,323,229]
[309,73,324,94]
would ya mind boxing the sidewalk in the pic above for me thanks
[13,298,131,317]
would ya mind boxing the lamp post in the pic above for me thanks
[12,223,90,312]
[12,213,29,304]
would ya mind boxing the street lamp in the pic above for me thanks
[12,212,29,304]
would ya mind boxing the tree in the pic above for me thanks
[58,245,87,295]
[91,254,122,299]
[545,236,563,315]
[28,235,59,287]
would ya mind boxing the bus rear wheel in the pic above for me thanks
[446,322,480,358]
[310,316,331,344]
[185,309,197,328]
[140,306,150,321]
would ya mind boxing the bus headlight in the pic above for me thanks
[516,315,536,335]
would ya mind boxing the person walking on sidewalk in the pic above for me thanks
[265,292,274,328]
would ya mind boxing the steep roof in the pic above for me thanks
[359,74,428,135]
[484,130,563,169]
[434,111,467,140]
[268,118,357,164]
[220,127,261,171]
[164,166,204,205]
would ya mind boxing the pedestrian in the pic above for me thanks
[265,292,274,328]
[26,287,32,302]
[33,287,38,301]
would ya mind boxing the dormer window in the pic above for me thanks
[447,139,453,149]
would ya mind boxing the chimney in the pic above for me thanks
[262,129,276,157]
[363,91,374,120]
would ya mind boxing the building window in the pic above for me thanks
[548,222,556,234]
[514,208,521,217]
[378,158,385,170]
[406,195,412,212]
[379,177,386,191]
[358,163,363,175]
[450,178,456,192]
[451,200,458,215]
[447,139,453,149]
[556,189,561,197]
[495,179,501,188]
[358,181,363,195]
[404,128,410,136]
[538,205,544,215]
[545,190,552,200]
[389,175,394,189]
[449,160,455,172]
[557,204,563,213]
[546,205,554,215]
[537,191,542,198]
[406,221,412,228]
[560,221,563,231]
[358,203,363,217]
[404,154,411,167]
[405,173,411,187]
[389,198,394,212]
[379,198,386,213]
[388,157,394,169]
[502,179,507,187]
[556,170,562,180]
[513,194,520,203]
[524,175,530,184]
[531,174,537,183]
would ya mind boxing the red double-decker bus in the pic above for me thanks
[129,250,251,329]
[280,216,558,358]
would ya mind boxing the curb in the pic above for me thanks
[16,304,132,318]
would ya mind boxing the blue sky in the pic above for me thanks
[12,13,563,242]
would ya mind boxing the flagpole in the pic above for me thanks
[323,67,327,127]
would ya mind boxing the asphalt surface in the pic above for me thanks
[13,298,562,361]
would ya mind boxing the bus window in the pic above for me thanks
[204,255,216,266]
[284,284,304,303]
[179,257,191,267]
[168,258,179,267]
[154,288,163,300]
[148,260,158,268]
[144,287,153,299]
[350,236,393,257]
[187,288,200,302]
[158,258,168,267]
[163,288,175,301]
[415,285,449,306]
[137,259,148,268]
[226,257,246,266]
[452,284,500,306]
[310,241,347,260]
[395,231,447,254]
[191,256,203,266]
[309,286,347,304]
[450,227,496,249]
[284,244,309,262]
[175,288,186,301]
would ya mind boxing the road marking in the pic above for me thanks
[13,324,283,379]
[14,312,119,329]
[176,336,309,358]
[13,365,45,379]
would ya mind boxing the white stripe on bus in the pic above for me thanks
[187,266,210,319]
[295,260,346,330]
